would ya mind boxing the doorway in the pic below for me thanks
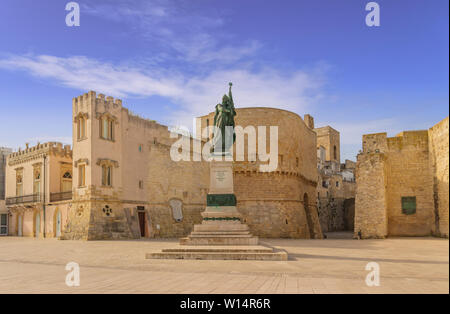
[304,193,315,239]
[35,212,40,238]
[55,210,61,238]
[138,211,146,237]
[0,214,7,236]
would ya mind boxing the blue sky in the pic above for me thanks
[0,0,448,161]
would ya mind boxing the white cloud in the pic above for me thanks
[81,0,255,65]
[0,54,327,130]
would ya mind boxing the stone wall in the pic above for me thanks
[355,152,388,238]
[355,118,449,239]
[145,140,209,238]
[385,131,434,236]
[429,117,449,237]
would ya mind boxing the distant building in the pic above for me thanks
[314,126,356,233]
[5,143,72,237]
[0,147,12,236]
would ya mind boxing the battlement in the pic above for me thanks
[361,130,430,154]
[126,110,167,131]
[8,142,72,161]
[73,91,123,114]
[362,132,388,153]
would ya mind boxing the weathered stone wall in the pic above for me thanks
[385,131,435,236]
[355,152,388,238]
[355,118,449,239]
[145,140,209,238]
[429,117,449,237]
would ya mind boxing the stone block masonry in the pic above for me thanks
[355,117,449,239]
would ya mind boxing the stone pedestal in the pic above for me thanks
[146,158,287,261]
[181,160,258,245]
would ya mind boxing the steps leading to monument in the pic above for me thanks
[145,159,289,260]
[180,235,258,245]
[146,245,288,261]
[161,246,273,253]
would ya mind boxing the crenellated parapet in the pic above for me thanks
[8,142,72,166]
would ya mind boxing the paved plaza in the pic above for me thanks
[0,236,448,294]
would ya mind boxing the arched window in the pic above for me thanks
[333,145,337,160]
[33,168,41,195]
[62,171,72,192]
[16,172,23,196]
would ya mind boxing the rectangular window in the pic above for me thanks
[16,171,23,197]
[402,196,416,215]
[109,120,114,140]
[34,181,40,194]
[102,118,108,139]
[81,118,86,138]
[139,180,144,189]
[77,118,86,140]
[78,165,86,187]
[100,118,114,141]
[102,165,112,186]
[77,120,81,139]
[336,181,339,187]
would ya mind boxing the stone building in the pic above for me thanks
[355,117,449,238]
[5,142,72,237]
[1,147,12,236]
[4,90,327,240]
[0,147,12,199]
[197,108,322,239]
[61,91,210,240]
[313,126,356,233]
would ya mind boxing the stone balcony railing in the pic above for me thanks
[6,193,43,205]
[49,191,72,202]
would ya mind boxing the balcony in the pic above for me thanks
[6,193,43,205]
[50,191,72,202]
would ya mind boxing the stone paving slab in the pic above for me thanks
[0,236,448,294]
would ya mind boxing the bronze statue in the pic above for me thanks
[211,82,236,154]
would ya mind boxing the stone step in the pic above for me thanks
[161,246,273,253]
[180,235,259,245]
[189,231,253,236]
[146,251,288,261]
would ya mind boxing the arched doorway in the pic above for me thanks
[55,209,61,238]
[34,212,40,238]
[17,214,23,237]
[304,193,315,239]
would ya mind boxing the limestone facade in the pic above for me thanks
[5,142,72,237]
[0,147,12,200]
[355,117,449,238]
[61,91,209,240]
